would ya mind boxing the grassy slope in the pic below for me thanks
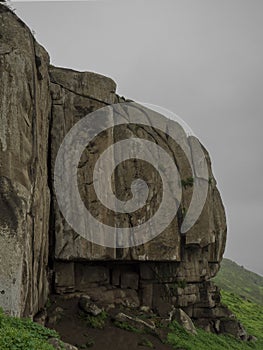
[168,259,263,350]
[168,291,263,350]
[221,290,263,340]
[213,258,263,305]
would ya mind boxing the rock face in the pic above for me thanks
[50,66,226,263]
[49,66,117,262]
[0,5,50,317]
[49,66,228,334]
[0,3,245,340]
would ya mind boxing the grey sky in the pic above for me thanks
[12,0,263,275]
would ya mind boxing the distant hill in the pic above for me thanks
[213,258,263,305]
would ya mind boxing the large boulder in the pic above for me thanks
[49,66,226,272]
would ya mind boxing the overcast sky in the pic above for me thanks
[11,0,263,275]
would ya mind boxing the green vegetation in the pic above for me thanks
[81,310,108,329]
[177,279,187,289]
[181,177,194,189]
[168,319,262,350]
[208,177,213,184]
[181,207,187,218]
[113,320,143,334]
[168,280,187,298]
[168,286,263,349]
[168,260,263,350]
[112,287,263,350]
[113,259,263,349]
[0,308,60,350]
[213,258,263,305]
[138,337,154,348]
[45,298,52,309]
[221,290,263,340]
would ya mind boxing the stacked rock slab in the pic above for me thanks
[0,5,50,317]
[0,3,246,339]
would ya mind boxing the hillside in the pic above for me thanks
[213,258,263,305]
[167,259,263,349]
[168,290,263,349]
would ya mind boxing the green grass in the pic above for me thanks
[0,307,60,350]
[113,320,144,334]
[138,337,154,348]
[221,290,263,340]
[168,289,263,350]
[111,285,263,350]
[80,310,108,329]
[168,321,262,350]
[213,258,263,305]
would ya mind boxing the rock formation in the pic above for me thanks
[0,4,50,317]
[0,3,246,339]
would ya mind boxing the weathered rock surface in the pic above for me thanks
[0,4,50,317]
[170,307,197,335]
[50,72,226,268]
[0,3,246,342]
[49,64,232,336]
[49,65,117,261]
